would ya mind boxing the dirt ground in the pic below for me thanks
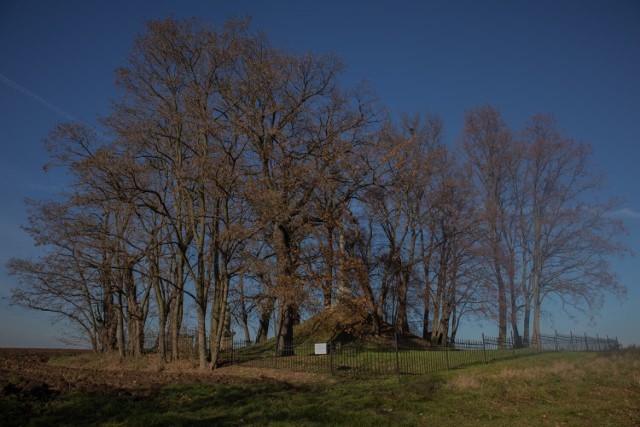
[0,348,330,401]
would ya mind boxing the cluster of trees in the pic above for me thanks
[8,18,628,369]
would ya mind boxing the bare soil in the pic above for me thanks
[0,348,330,401]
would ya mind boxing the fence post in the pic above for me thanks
[554,330,559,351]
[445,338,450,370]
[596,334,600,351]
[394,330,400,377]
[616,336,620,350]
[570,331,574,351]
[584,333,589,351]
[330,339,334,374]
[482,333,487,364]
[511,330,515,358]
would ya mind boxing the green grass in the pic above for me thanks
[2,349,639,426]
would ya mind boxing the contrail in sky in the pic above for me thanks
[612,208,640,220]
[0,72,77,122]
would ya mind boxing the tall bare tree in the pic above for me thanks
[461,105,517,346]
[520,114,628,346]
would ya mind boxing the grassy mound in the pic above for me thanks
[235,302,431,360]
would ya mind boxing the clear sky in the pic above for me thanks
[1,0,638,347]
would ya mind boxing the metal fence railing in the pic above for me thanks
[208,331,619,376]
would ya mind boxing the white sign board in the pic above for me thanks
[314,343,328,355]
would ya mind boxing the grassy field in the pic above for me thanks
[2,348,639,426]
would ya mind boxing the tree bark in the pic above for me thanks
[273,222,297,356]
[255,297,274,343]
[209,271,230,369]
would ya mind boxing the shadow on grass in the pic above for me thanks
[4,381,380,426]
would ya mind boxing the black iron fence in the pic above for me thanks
[213,331,619,375]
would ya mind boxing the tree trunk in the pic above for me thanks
[521,247,530,347]
[116,291,125,360]
[105,289,119,352]
[396,230,417,334]
[509,276,521,348]
[100,266,118,352]
[395,266,410,334]
[210,268,231,369]
[431,240,447,346]
[523,295,531,347]
[336,227,351,300]
[421,231,433,340]
[124,263,144,357]
[273,222,297,356]
[152,259,167,366]
[196,298,208,369]
[492,257,508,348]
[422,297,430,340]
[431,278,444,346]
[532,273,541,349]
[375,277,388,333]
[169,255,185,361]
[450,303,458,344]
[237,276,252,344]
[439,302,451,346]
[276,303,296,356]
[156,311,167,367]
[361,274,382,335]
[256,297,274,343]
[323,226,334,307]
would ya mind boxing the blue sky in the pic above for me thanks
[1,0,638,347]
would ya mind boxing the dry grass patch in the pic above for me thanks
[443,358,580,393]
[212,365,335,386]
[632,371,640,389]
[444,373,482,391]
[484,359,583,384]
[51,352,202,372]
[48,351,336,388]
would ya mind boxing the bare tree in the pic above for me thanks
[423,152,481,345]
[7,199,105,351]
[520,114,628,346]
[461,105,517,346]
